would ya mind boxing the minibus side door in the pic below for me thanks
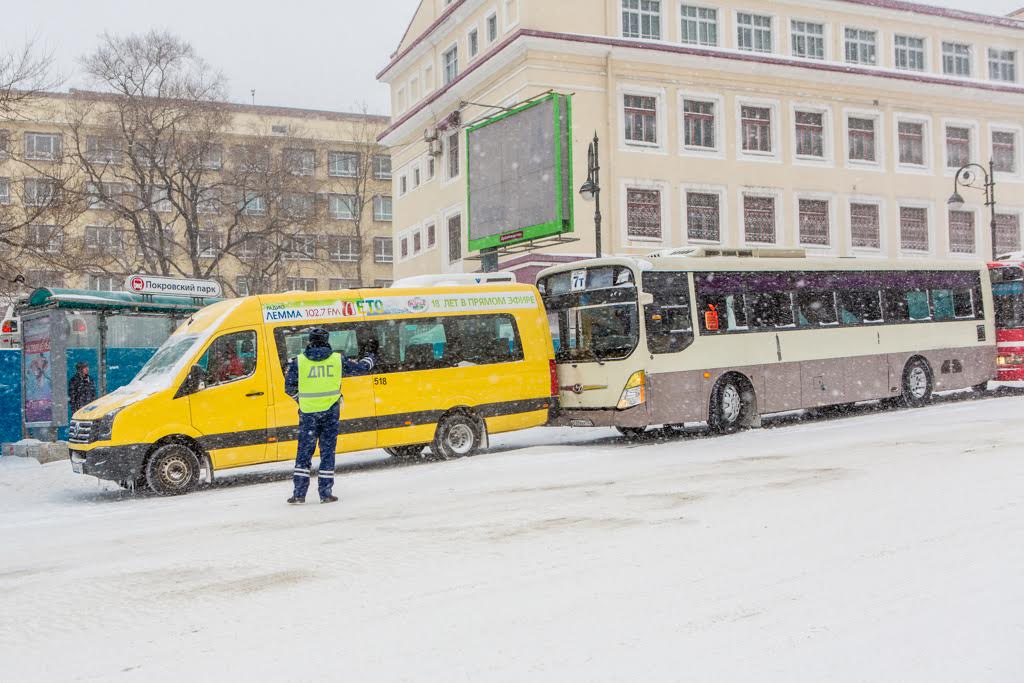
[185,327,270,468]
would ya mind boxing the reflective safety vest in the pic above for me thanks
[297,353,343,413]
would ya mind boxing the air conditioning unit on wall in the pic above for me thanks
[429,139,443,156]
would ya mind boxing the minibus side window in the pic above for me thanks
[196,330,258,388]
[273,323,383,374]
[442,314,524,366]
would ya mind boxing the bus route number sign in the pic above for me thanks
[570,270,587,292]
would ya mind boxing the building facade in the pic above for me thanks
[0,94,394,296]
[380,0,1024,282]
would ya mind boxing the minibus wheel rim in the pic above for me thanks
[160,456,192,486]
[721,384,742,424]
[445,423,475,455]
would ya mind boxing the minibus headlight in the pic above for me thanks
[94,408,122,442]
[617,371,646,410]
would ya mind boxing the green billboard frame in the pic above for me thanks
[466,92,574,253]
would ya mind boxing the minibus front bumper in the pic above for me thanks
[70,445,149,482]
[548,404,649,429]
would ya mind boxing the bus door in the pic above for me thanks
[186,328,271,468]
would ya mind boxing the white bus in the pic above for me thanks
[537,248,996,436]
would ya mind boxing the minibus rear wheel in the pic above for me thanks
[145,443,201,495]
[432,414,482,459]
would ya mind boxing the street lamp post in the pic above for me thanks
[578,132,602,258]
[948,160,999,260]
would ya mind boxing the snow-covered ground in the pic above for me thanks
[2,395,1023,682]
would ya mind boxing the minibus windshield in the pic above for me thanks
[539,266,639,362]
[132,334,201,385]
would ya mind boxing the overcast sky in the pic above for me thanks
[2,0,1021,116]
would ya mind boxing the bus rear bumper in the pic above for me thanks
[548,405,649,429]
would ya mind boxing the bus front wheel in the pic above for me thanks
[708,377,749,434]
[145,443,201,495]
[899,359,933,408]
[432,414,482,460]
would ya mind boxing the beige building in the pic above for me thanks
[380,0,1024,282]
[0,93,394,296]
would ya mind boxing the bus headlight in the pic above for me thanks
[617,371,646,410]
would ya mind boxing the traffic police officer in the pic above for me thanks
[284,327,375,504]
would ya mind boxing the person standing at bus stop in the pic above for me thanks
[69,362,96,415]
[284,328,375,504]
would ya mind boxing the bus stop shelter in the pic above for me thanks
[19,288,220,441]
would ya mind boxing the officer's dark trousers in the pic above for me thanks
[292,400,341,499]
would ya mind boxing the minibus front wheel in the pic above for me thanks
[145,443,201,495]
[432,413,483,459]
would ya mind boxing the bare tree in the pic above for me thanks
[0,38,59,121]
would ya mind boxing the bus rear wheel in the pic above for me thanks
[708,377,749,434]
[899,359,933,408]
[145,443,201,495]
[385,445,427,460]
[432,414,482,460]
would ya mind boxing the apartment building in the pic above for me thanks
[0,93,394,295]
[379,0,1024,282]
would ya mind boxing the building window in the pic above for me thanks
[412,166,421,188]
[26,270,64,289]
[848,117,876,163]
[235,277,253,296]
[241,192,266,216]
[374,279,393,288]
[682,99,715,149]
[898,121,925,166]
[85,181,122,210]
[850,203,881,249]
[794,111,824,158]
[685,192,719,241]
[798,199,830,246]
[948,210,975,254]
[624,95,658,145]
[0,129,9,158]
[0,177,9,205]
[426,156,436,180]
[374,236,393,263]
[993,131,1017,174]
[743,196,776,244]
[87,274,121,292]
[989,49,1017,82]
[995,214,1021,254]
[486,12,498,43]
[447,214,462,263]
[894,35,926,71]
[622,0,662,40]
[27,224,63,253]
[282,192,314,218]
[400,237,409,259]
[900,206,929,251]
[443,45,458,85]
[446,131,460,179]
[328,151,359,177]
[399,175,408,196]
[468,28,479,58]
[938,42,970,78]
[626,188,662,240]
[24,132,62,161]
[283,148,315,176]
[329,278,360,290]
[85,135,123,164]
[85,225,123,252]
[373,195,392,221]
[286,277,318,292]
[329,194,357,220]
[945,126,971,168]
[741,106,772,153]
[23,178,57,207]
[196,231,221,258]
[791,21,824,60]
[426,222,436,248]
[202,145,223,170]
[737,13,772,53]
[373,155,392,179]
[680,5,717,46]
[328,236,360,262]
[845,28,877,65]
[284,234,317,260]
[413,231,422,253]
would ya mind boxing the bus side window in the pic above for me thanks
[697,293,747,332]
[641,272,694,354]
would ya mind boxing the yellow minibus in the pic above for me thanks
[69,279,557,494]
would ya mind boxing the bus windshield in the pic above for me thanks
[539,266,639,362]
[993,282,1024,329]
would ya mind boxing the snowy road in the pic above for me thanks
[2,395,1023,682]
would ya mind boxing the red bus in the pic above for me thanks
[991,254,1024,382]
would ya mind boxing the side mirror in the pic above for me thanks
[176,365,208,398]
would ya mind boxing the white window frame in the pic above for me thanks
[680,182,727,245]
[442,205,464,269]
[621,0,665,41]
[328,151,359,178]
[329,193,357,220]
[328,235,360,263]
[993,207,1024,255]
[946,204,980,258]
[990,123,1023,180]
[442,43,459,85]
[467,26,480,60]
[893,34,927,72]
[23,132,61,161]
[679,91,724,159]
[843,25,879,66]
[486,11,499,44]
[735,10,774,53]
[893,113,933,175]
[373,194,393,222]
[503,0,519,32]
[789,18,827,61]
[896,200,935,257]
[842,108,884,171]
[941,41,974,78]
[738,187,784,247]
[680,4,719,47]
[424,220,438,252]
[283,148,315,176]
[284,233,317,261]
[845,195,887,256]
[940,118,979,176]
[988,47,1018,83]
[793,191,838,254]
[374,236,394,264]
[619,178,670,246]
[619,85,667,154]
[240,191,265,216]
[789,102,833,167]
[735,97,781,163]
